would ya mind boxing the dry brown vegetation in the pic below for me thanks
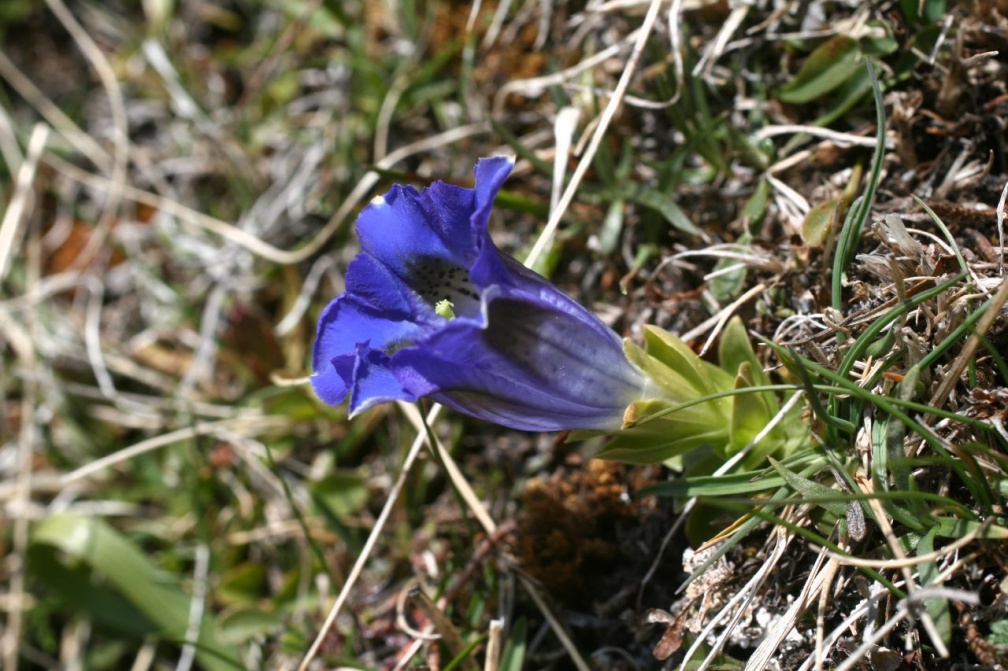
[1,1,1008,669]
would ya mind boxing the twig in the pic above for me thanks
[1,154,42,671]
[826,519,990,568]
[524,0,663,269]
[744,549,834,670]
[0,125,48,281]
[296,406,441,671]
[46,124,491,265]
[997,177,1007,276]
[679,529,790,671]
[174,543,209,671]
[44,0,130,272]
[61,417,283,484]
[0,50,111,170]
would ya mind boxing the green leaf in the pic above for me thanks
[312,470,370,517]
[498,618,527,671]
[900,0,947,23]
[741,179,771,230]
[442,634,484,671]
[630,187,702,236]
[218,606,283,645]
[876,367,919,496]
[858,22,899,57]
[917,528,952,647]
[802,196,843,247]
[803,66,873,129]
[596,431,721,465]
[274,0,344,37]
[932,518,1008,540]
[612,333,735,464]
[768,458,849,517]
[600,397,731,464]
[728,362,776,453]
[831,60,885,311]
[988,620,1008,647]
[634,327,734,399]
[217,562,266,605]
[720,319,783,449]
[711,181,770,301]
[596,198,626,255]
[644,471,789,497]
[803,158,862,249]
[28,544,158,637]
[778,36,861,104]
[31,514,241,671]
[719,317,770,388]
[710,241,750,302]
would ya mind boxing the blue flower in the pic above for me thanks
[311,156,645,431]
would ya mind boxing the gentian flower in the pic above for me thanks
[311,156,645,431]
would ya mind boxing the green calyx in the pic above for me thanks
[596,317,808,467]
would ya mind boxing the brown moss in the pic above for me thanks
[509,460,660,605]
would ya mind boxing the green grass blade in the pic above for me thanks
[498,618,527,671]
[832,59,886,313]
[31,513,242,671]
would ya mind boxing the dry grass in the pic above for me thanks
[1,1,1007,669]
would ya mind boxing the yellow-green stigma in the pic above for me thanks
[435,299,456,319]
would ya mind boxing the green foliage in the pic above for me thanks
[801,163,861,247]
[832,59,887,312]
[30,514,241,671]
[0,0,38,33]
[497,618,527,671]
[595,317,808,467]
[776,27,896,108]
[5,0,1006,667]
[989,620,1008,648]
[777,36,863,105]
[899,0,947,24]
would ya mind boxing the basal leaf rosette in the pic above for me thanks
[596,318,808,466]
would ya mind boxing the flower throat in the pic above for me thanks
[410,256,481,317]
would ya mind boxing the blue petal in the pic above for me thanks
[312,295,422,368]
[467,158,520,289]
[357,157,515,288]
[311,353,355,405]
[311,295,425,403]
[354,161,512,276]
[344,253,433,320]
[480,284,643,401]
[468,230,512,290]
[357,185,469,276]
[390,286,643,431]
[348,345,417,414]
[425,181,478,260]
[422,157,514,264]
[471,156,515,238]
[471,251,619,349]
